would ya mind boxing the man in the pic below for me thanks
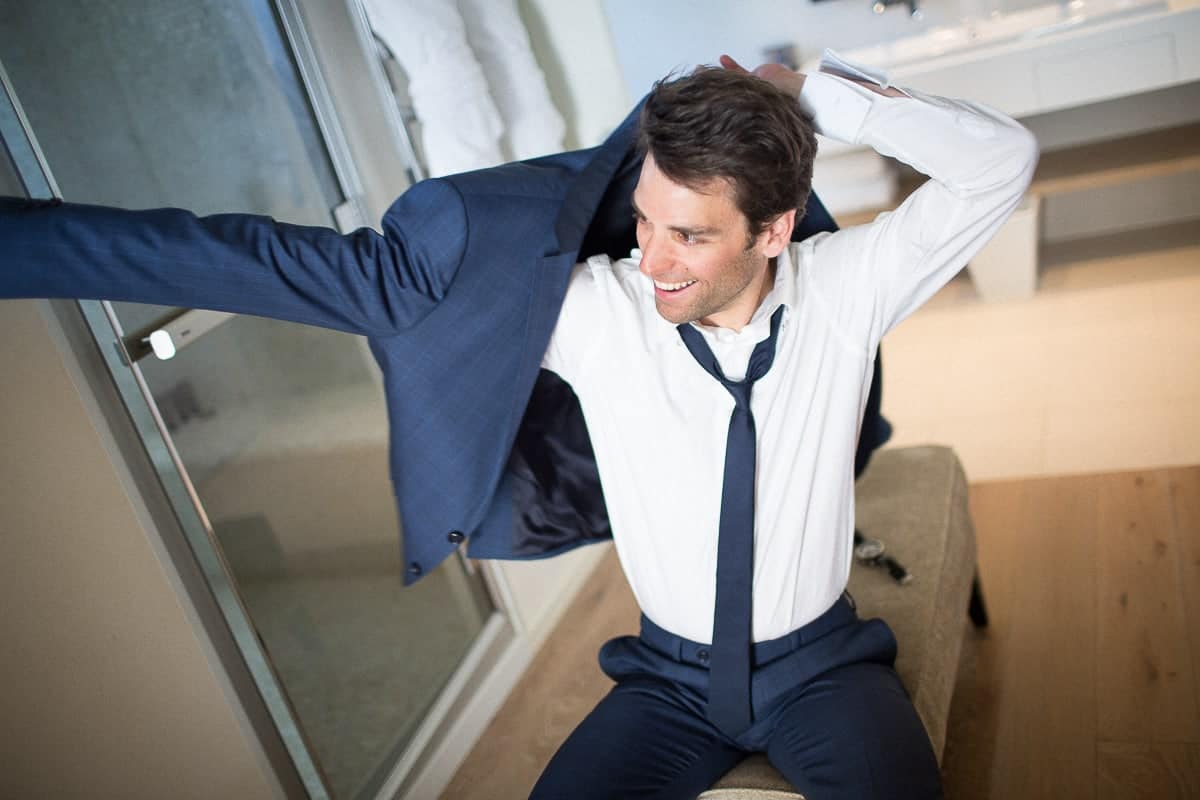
[529,54,1037,798]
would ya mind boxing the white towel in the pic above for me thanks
[457,0,565,160]
[363,0,504,176]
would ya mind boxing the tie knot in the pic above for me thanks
[725,382,753,410]
[677,306,785,406]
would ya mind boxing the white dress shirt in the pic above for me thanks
[542,63,1038,645]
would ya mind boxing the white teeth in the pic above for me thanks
[654,279,697,291]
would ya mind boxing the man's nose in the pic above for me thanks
[638,231,668,278]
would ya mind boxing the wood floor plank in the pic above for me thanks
[942,480,1026,795]
[985,475,1100,799]
[1096,471,1199,743]
[1096,741,1200,799]
[1168,467,1200,720]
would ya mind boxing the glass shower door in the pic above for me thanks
[0,1,493,797]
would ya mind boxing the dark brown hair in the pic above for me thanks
[637,67,818,240]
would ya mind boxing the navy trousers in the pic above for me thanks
[530,595,943,800]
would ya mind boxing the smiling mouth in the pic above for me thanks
[653,279,697,293]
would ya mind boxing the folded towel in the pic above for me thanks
[458,0,565,161]
[364,0,505,176]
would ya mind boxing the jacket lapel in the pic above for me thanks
[551,101,644,257]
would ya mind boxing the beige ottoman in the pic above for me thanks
[700,445,979,799]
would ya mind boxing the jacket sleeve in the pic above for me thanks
[0,177,467,336]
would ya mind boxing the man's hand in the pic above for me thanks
[718,54,805,97]
[719,53,907,99]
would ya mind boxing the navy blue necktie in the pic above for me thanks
[677,305,785,736]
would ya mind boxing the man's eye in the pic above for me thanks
[677,231,697,245]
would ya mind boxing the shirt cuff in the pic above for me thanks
[797,70,873,144]
[817,49,892,88]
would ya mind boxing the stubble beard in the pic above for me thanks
[655,246,770,327]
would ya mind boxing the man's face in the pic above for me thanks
[632,154,782,330]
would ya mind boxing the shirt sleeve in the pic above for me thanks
[541,255,614,384]
[796,55,1040,348]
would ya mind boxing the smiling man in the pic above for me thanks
[633,151,787,329]
[534,54,1037,799]
[629,64,813,332]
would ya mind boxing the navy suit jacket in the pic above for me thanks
[0,106,886,585]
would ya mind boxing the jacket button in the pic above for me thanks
[447,530,465,544]
[408,562,423,577]
[696,649,710,664]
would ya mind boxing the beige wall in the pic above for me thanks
[0,300,286,799]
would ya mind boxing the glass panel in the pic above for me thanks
[0,82,34,194]
[0,117,20,195]
[153,314,492,797]
[0,2,492,796]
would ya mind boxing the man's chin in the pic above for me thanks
[653,299,695,326]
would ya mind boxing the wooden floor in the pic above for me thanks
[444,465,1200,799]
[879,232,1200,483]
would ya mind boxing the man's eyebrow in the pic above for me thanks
[630,198,719,237]
[671,223,719,237]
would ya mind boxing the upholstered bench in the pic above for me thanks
[699,445,981,799]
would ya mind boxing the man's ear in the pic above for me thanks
[758,209,796,258]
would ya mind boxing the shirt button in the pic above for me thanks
[408,562,423,577]
[447,530,465,544]
[696,648,710,664]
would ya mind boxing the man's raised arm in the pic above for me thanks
[726,51,1039,347]
[0,177,468,337]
